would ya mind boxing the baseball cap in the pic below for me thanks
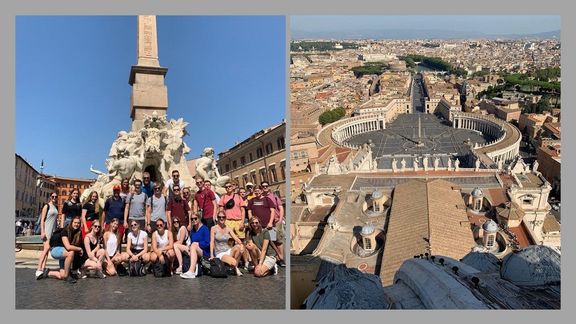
[246,182,254,187]
[113,184,121,191]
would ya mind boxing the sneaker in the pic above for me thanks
[276,259,286,268]
[65,276,77,284]
[180,271,196,279]
[35,270,44,280]
[96,270,106,279]
[235,267,243,276]
[36,269,49,280]
[70,272,80,280]
[247,263,255,273]
[174,267,182,275]
[273,264,278,275]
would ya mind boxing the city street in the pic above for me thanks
[16,252,285,309]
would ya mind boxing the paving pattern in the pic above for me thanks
[345,114,491,157]
[16,266,285,309]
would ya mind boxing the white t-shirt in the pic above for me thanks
[127,230,148,251]
[165,179,186,199]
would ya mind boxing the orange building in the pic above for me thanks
[46,175,95,214]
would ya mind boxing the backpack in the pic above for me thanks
[129,260,147,277]
[208,258,228,278]
[49,228,64,247]
[153,257,172,277]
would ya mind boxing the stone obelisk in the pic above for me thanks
[129,15,168,131]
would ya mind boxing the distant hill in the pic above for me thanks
[291,29,560,40]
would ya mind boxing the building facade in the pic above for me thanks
[218,122,286,200]
[47,175,95,212]
[15,154,41,220]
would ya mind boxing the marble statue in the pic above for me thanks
[83,110,197,200]
[400,158,406,171]
[434,156,440,170]
[413,157,419,172]
[195,147,229,193]
[392,158,398,172]
[423,156,429,171]
[533,160,539,173]
[475,158,481,171]
[455,158,460,171]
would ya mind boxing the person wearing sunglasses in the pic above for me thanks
[35,193,59,279]
[81,220,106,279]
[210,212,244,276]
[180,214,209,279]
[218,181,249,267]
[172,218,191,275]
[193,176,217,229]
[145,182,168,234]
[123,221,150,264]
[140,171,155,198]
[246,218,277,277]
[166,184,190,231]
[150,219,175,271]
[164,170,186,201]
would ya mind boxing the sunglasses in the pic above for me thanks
[143,177,150,180]
[131,224,138,227]
[174,188,181,191]
[173,220,179,223]
[225,185,233,188]
[157,224,164,228]
[93,225,101,228]
[217,216,226,220]
[154,187,161,190]
[191,217,198,221]
[262,185,269,188]
[51,196,58,198]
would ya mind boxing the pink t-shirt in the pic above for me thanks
[218,193,246,221]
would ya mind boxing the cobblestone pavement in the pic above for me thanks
[16,266,285,309]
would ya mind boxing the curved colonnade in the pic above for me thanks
[452,112,521,164]
[328,113,385,148]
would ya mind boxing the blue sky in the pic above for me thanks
[16,16,286,179]
[291,16,560,36]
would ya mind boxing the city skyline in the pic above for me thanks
[291,16,560,39]
[16,16,286,179]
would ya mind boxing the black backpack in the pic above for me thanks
[129,260,147,277]
[208,258,228,278]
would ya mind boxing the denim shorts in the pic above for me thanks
[51,247,67,268]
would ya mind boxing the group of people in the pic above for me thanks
[35,170,285,283]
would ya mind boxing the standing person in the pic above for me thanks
[60,188,82,228]
[182,187,193,212]
[261,181,286,267]
[210,212,244,276]
[179,214,210,279]
[166,184,190,230]
[124,179,148,233]
[122,221,151,264]
[218,181,246,241]
[150,219,175,272]
[171,218,191,275]
[119,177,131,201]
[145,182,168,234]
[193,176,217,229]
[164,170,186,200]
[81,221,106,279]
[247,186,275,233]
[246,217,278,277]
[81,191,101,239]
[102,185,126,245]
[204,180,220,204]
[141,171,155,198]
[219,181,248,267]
[38,216,83,284]
[102,218,126,276]
[245,182,255,200]
[35,193,59,279]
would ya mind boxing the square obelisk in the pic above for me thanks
[129,15,168,131]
